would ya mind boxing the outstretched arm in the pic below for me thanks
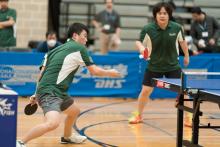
[87,65,121,78]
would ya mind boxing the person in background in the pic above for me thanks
[0,0,16,49]
[92,0,121,54]
[168,1,198,56]
[190,6,220,53]
[37,31,62,53]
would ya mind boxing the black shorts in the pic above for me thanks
[142,68,182,87]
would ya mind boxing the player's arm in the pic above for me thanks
[87,65,121,78]
[135,41,149,59]
[29,54,47,104]
[37,53,48,82]
[179,40,190,67]
[178,26,190,67]
[79,46,120,77]
[37,66,45,82]
[135,41,145,54]
[0,17,15,28]
[136,26,151,59]
[29,65,46,105]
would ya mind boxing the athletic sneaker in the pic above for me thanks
[60,133,87,144]
[16,140,26,147]
[128,111,143,124]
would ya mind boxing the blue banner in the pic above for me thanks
[69,54,142,97]
[0,52,220,98]
[0,52,142,98]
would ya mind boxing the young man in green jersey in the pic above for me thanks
[129,2,189,124]
[0,0,16,49]
[17,23,121,147]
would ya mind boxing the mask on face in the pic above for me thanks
[47,39,56,47]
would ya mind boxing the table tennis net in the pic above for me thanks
[182,72,220,90]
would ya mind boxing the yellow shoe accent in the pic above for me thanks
[128,111,143,124]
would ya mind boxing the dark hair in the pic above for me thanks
[152,2,173,20]
[191,7,202,14]
[67,23,89,38]
[45,31,57,38]
[168,1,176,10]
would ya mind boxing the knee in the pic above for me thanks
[75,107,80,114]
[141,88,152,97]
[45,121,60,131]
[66,106,80,117]
[72,107,80,116]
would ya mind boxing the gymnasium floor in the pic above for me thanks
[17,97,220,147]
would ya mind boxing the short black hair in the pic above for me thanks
[45,31,57,38]
[152,2,173,20]
[67,23,89,38]
[191,7,202,14]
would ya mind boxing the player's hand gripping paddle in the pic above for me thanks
[24,103,38,115]
[60,98,74,111]
[135,41,149,60]
[24,94,38,115]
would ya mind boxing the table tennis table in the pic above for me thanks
[152,74,220,147]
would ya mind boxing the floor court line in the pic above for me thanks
[17,98,220,147]
[31,135,220,139]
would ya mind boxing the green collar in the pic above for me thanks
[155,21,171,30]
[67,38,75,42]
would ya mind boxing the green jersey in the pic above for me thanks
[36,39,94,99]
[140,21,185,72]
[0,8,16,47]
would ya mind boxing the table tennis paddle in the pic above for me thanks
[136,41,149,60]
[60,98,74,111]
[24,103,38,115]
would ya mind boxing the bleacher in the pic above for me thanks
[194,0,220,22]
[59,0,220,51]
[59,0,149,51]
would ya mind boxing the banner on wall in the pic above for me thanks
[1,52,220,98]
[0,53,143,98]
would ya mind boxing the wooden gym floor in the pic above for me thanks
[17,97,220,147]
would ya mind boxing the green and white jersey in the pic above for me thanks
[36,39,94,99]
[140,21,185,72]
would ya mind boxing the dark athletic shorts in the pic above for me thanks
[142,68,182,87]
